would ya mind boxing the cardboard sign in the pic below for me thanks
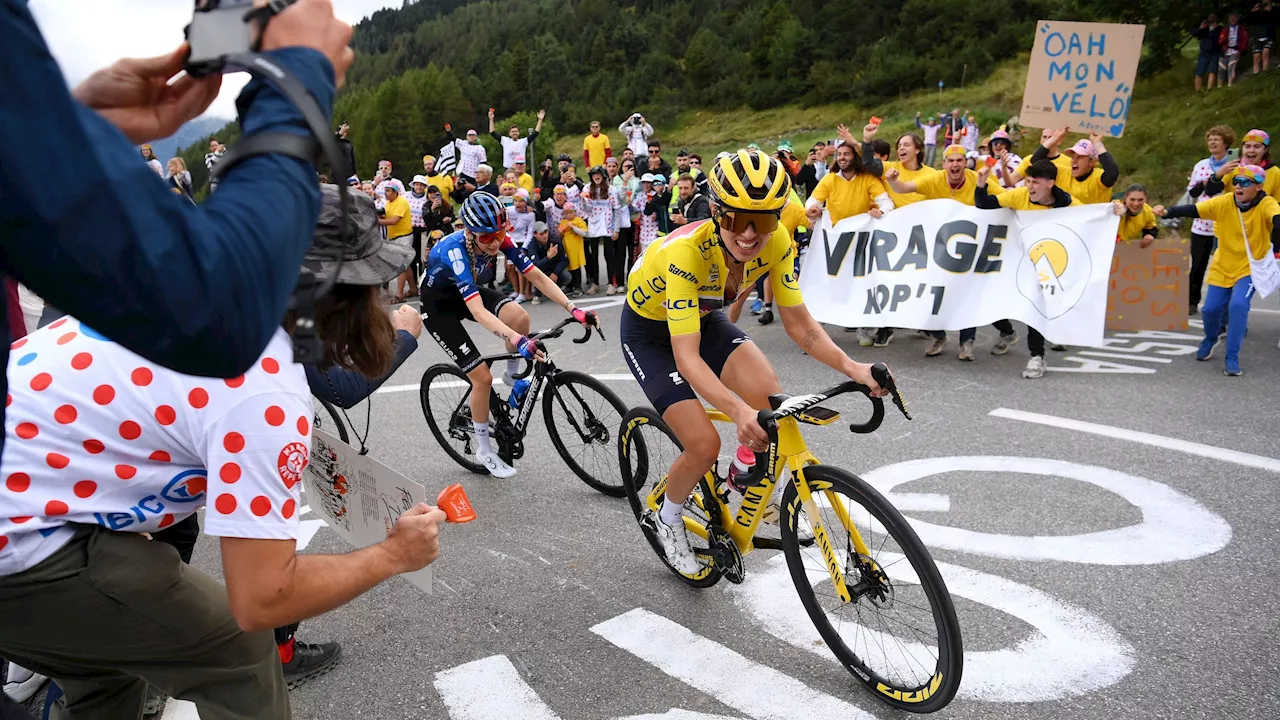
[1020,20,1145,138]
[1105,235,1189,331]
[303,428,433,594]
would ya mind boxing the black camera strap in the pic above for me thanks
[201,50,349,365]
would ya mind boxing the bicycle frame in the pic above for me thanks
[638,371,909,598]
[441,318,601,457]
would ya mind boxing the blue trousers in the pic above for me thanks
[1201,276,1253,360]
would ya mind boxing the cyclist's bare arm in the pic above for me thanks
[777,302,886,395]
[464,295,522,346]
[672,333,769,447]
[727,290,751,324]
[221,504,445,632]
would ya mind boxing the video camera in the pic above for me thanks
[183,0,348,365]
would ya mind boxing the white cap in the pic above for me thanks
[411,174,428,186]
[640,173,656,183]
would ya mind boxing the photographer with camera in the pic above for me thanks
[0,0,353,386]
[619,112,654,160]
[0,186,446,720]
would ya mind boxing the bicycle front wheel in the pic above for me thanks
[618,407,722,588]
[419,364,487,474]
[543,371,629,496]
[313,397,349,445]
[780,465,962,713]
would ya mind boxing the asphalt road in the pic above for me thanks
[178,291,1280,720]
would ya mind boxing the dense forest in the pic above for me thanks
[175,0,1213,191]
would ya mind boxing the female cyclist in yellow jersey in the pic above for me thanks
[620,149,888,574]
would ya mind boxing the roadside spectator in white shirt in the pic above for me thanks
[619,113,654,160]
[490,108,545,171]
[444,123,488,180]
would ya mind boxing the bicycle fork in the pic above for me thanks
[792,467,856,603]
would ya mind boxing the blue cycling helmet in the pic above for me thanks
[460,191,507,234]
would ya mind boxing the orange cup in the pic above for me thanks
[436,484,477,523]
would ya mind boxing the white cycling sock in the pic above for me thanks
[473,421,493,455]
[506,357,520,381]
[659,495,685,526]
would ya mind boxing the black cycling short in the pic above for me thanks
[421,286,513,372]
[620,303,751,415]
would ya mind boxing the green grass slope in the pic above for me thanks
[555,55,1280,204]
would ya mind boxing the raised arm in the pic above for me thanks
[1,8,343,377]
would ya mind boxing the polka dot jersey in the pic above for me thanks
[0,319,310,576]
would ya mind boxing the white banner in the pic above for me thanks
[304,428,433,594]
[800,199,1120,347]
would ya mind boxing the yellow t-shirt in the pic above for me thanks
[994,187,1083,211]
[426,174,454,199]
[558,217,587,270]
[1016,153,1074,184]
[1117,204,1158,241]
[913,169,1003,207]
[1063,168,1114,204]
[1197,194,1280,288]
[1221,166,1280,200]
[811,171,889,222]
[516,172,535,194]
[626,219,803,336]
[583,133,611,168]
[781,197,807,235]
[384,195,413,239]
[882,162,935,207]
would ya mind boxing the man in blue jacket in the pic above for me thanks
[0,0,352,447]
[1,3,354,716]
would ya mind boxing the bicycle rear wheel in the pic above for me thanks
[543,370,629,497]
[313,397,349,445]
[419,364,487,474]
[618,407,722,588]
[780,465,962,713]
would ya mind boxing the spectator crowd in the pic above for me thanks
[139,102,1280,383]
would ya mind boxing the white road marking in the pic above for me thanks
[1047,358,1155,374]
[1076,351,1172,363]
[619,707,747,712]
[591,608,879,720]
[860,455,1232,564]
[991,408,1280,473]
[159,700,200,719]
[728,553,1135,703]
[294,519,327,551]
[575,296,628,311]
[434,655,564,720]
[1048,332,1199,374]
[378,373,637,395]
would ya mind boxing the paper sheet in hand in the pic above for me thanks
[303,428,432,594]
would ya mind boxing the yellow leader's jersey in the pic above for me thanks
[626,219,803,336]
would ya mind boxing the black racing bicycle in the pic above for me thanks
[313,395,349,444]
[420,317,629,496]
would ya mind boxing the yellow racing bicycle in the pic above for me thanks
[618,364,963,713]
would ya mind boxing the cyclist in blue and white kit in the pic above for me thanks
[420,192,599,478]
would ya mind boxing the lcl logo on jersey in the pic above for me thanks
[1015,222,1093,319]
[162,469,208,503]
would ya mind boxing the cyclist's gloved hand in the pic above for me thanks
[515,335,544,361]
[571,307,597,327]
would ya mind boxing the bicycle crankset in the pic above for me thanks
[706,525,745,585]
